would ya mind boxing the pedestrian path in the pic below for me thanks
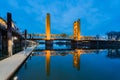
[0,46,36,80]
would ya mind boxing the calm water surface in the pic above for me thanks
[13,44,120,80]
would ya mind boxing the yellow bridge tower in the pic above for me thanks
[73,19,81,40]
[46,13,51,40]
[45,13,53,49]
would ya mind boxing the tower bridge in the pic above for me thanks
[27,34,71,38]
[26,13,94,40]
[1,12,120,56]
[25,13,120,49]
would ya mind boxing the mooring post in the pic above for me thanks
[29,34,31,39]
[24,29,27,49]
[7,12,13,56]
[19,37,22,51]
[0,32,2,55]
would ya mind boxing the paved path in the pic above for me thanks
[0,46,36,80]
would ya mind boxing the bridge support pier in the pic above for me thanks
[45,40,53,50]
[71,40,77,49]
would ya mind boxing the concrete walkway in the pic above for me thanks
[0,46,36,80]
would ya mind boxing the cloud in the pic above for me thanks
[25,0,120,35]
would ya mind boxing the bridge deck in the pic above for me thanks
[27,38,118,41]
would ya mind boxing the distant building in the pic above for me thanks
[107,31,120,40]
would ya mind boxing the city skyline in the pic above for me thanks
[0,0,120,36]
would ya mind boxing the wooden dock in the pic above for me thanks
[0,46,36,80]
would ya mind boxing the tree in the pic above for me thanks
[60,33,67,38]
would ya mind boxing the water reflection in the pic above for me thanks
[107,49,120,59]
[32,48,103,76]
[24,62,28,70]
[32,48,120,75]
[73,49,81,71]
[13,44,120,80]
[45,50,51,76]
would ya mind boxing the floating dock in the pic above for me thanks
[0,46,36,80]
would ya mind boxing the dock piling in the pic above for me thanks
[7,12,13,56]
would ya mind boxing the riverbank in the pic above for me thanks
[0,45,36,80]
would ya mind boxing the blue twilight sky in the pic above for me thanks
[0,0,120,36]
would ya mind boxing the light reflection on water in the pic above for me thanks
[13,45,120,80]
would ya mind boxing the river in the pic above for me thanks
[12,44,120,80]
